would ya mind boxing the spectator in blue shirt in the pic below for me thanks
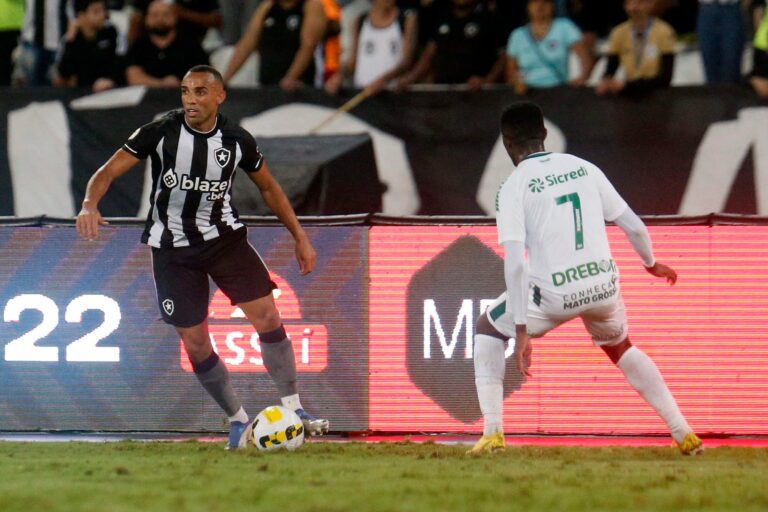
[505,0,590,93]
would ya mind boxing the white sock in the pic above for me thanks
[228,407,248,424]
[281,393,303,411]
[474,334,506,436]
[617,346,692,443]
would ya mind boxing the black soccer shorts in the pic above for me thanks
[150,228,276,327]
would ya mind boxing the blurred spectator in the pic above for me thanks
[696,0,745,84]
[0,0,24,85]
[654,0,697,36]
[488,0,528,37]
[125,0,208,87]
[54,0,122,92]
[18,0,68,85]
[320,0,342,82]
[752,2,768,97]
[223,0,326,90]
[325,0,417,94]
[755,0,766,30]
[505,0,590,93]
[596,0,676,95]
[403,0,449,46]
[128,0,221,45]
[220,0,261,44]
[397,0,506,89]
[567,0,625,76]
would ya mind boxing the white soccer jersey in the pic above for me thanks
[496,152,628,309]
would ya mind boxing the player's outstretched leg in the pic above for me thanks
[468,315,507,454]
[260,325,330,436]
[604,339,703,455]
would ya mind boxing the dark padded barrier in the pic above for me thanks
[231,134,383,215]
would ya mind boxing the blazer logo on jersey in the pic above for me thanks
[180,174,228,200]
[162,168,179,188]
[214,147,231,168]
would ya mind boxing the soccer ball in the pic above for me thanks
[250,405,305,452]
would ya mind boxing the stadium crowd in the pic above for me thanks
[1,0,766,98]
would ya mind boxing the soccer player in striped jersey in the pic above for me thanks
[76,64,329,449]
[469,102,702,455]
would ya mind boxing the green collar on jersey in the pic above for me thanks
[522,152,552,161]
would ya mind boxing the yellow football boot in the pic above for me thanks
[466,432,506,455]
[677,432,704,456]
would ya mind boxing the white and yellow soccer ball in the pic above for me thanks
[250,405,305,452]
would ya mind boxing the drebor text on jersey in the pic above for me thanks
[552,259,616,287]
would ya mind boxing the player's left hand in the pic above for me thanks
[295,236,317,275]
[645,262,677,285]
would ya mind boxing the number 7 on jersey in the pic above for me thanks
[555,192,584,250]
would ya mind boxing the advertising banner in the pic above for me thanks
[2,222,767,435]
[0,226,368,431]
[369,225,768,435]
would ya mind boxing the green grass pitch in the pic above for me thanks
[1,441,767,512]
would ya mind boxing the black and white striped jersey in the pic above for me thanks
[122,110,263,249]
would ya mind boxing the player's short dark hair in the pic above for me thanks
[186,65,224,85]
[74,0,103,14]
[500,101,546,145]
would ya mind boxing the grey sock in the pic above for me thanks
[261,337,298,397]
[193,353,242,417]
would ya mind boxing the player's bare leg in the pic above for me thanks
[603,338,703,455]
[178,320,251,449]
[468,313,507,454]
[239,295,329,436]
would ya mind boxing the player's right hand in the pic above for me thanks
[295,236,317,275]
[514,328,532,377]
[644,262,677,285]
[76,205,109,241]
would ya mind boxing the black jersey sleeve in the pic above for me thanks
[122,120,162,159]
[238,132,264,173]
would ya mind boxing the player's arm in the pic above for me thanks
[502,240,531,376]
[246,162,317,274]
[613,208,677,285]
[497,175,531,376]
[76,149,141,241]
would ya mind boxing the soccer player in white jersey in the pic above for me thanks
[469,102,703,455]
